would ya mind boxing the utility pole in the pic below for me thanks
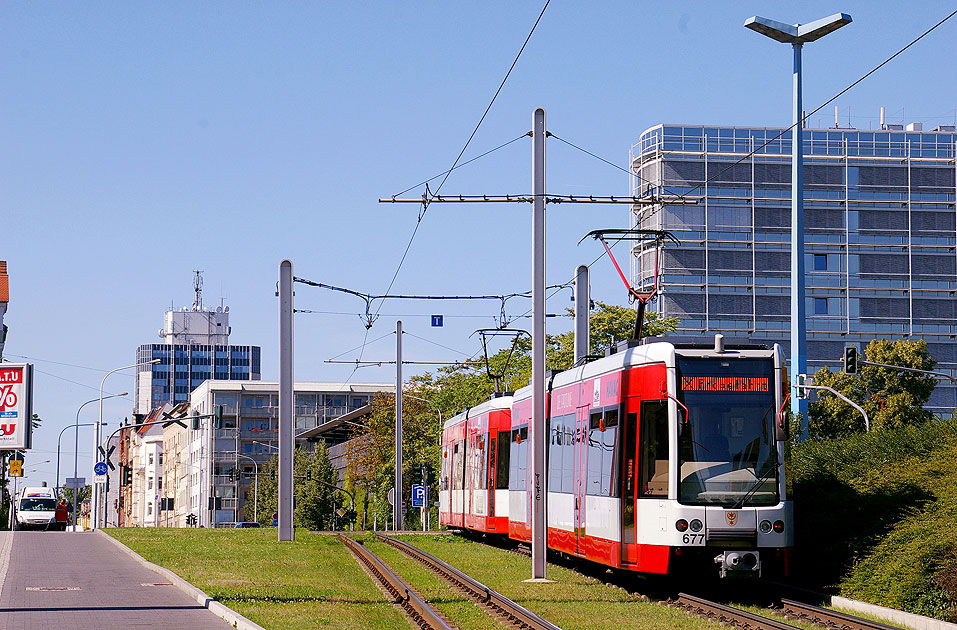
[395,320,403,531]
[379,107,689,582]
[278,260,294,541]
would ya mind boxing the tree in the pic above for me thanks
[808,339,937,439]
[256,443,340,530]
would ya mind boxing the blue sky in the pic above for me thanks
[3,1,955,487]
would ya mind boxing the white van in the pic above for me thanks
[15,487,61,531]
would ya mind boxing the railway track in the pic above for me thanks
[375,533,564,630]
[780,598,903,630]
[338,534,453,630]
[673,593,800,630]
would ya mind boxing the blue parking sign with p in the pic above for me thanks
[411,484,425,508]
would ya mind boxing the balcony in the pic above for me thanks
[214,451,238,463]
[213,475,235,486]
[214,428,239,439]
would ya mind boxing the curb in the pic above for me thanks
[97,530,267,630]
[832,596,957,630]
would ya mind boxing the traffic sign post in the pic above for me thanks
[65,477,85,489]
[412,483,426,532]
[9,459,22,477]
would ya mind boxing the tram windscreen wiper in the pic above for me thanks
[731,401,778,509]
[732,448,778,510]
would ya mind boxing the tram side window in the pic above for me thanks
[477,434,488,490]
[453,440,465,490]
[509,426,528,490]
[547,414,576,494]
[496,430,510,489]
[441,445,450,491]
[638,401,669,498]
[586,409,619,497]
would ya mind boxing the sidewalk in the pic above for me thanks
[0,530,235,629]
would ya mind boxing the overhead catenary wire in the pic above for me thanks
[372,0,551,327]
[546,8,957,220]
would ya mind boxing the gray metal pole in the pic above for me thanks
[278,260,295,541]
[574,265,590,364]
[531,107,547,580]
[790,43,808,423]
[394,320,403,531]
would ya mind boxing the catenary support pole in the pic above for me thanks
[278,260,294,541]
[530,107,547,580]
[790,42,808,425]
[395,320,403,531]
[574,265,590,364]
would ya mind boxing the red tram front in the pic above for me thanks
[440,337,792,578]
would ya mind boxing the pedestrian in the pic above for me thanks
[55,499,69,531]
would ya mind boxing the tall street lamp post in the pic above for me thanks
[744,13,851,424]
[93,360,159,530]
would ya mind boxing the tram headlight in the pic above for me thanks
[675,519,689,532]
[773,520,785,533]
[689,519,703,532]
[759,520,772,534]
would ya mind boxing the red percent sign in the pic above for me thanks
[0,384,18,410]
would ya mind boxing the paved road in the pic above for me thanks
[0,530,235,629]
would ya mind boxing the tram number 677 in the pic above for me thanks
[682,533,705,545]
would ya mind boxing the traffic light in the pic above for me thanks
[228,469,234,482]
[305,469,312,481]
[844,346,859,374]
[122,465,132,486]
[270,469,276,481]
[191,416,200,430]
[345,509,357,523]
[213,405,224,429]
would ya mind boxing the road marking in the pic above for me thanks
[0,532,13,600]
[26,586,81,591]
[141,583,174,587]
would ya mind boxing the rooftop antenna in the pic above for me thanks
[471,328,529,394]
[192,270,204,311]
[579,229,679,342]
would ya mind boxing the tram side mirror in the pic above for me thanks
[775,411,788,442]
[678,407,688,437]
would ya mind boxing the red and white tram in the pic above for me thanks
[439,336,793,578]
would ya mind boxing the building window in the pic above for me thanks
[147,503,153,515]
[814,298,828,315]
[148,453,154,465]
[158,453,164,465]
[813,254,827,271]
[148,477,153,490]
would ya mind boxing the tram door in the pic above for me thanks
[487,433,497,529]
[574,405,589,553]
[620,398,640,565]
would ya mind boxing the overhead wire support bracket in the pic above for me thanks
[379,193,696,205]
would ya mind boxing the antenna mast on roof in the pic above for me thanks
[193,270,204,311]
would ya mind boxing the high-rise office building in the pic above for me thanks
[134,272,261,413]
[631,121,957,411]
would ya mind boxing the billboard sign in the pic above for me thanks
[0,363,33,450]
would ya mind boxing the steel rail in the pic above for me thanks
[675,593,799,630]
[338,535,453,630]
[780,598,902,630]
[377,534,564,630]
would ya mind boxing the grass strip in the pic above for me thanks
[107,528,409,630]
[393,534,722,630]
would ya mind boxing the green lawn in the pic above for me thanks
[107,528,408,630]
[108,528,725,630]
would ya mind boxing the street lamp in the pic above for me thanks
[744,12,851,424]
[61,392,127,493]
[93,359,159,530]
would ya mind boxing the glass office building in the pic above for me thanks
[134,344,262,414]
[631,123,957,411]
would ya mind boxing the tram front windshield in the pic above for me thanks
[676,357,778,507]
